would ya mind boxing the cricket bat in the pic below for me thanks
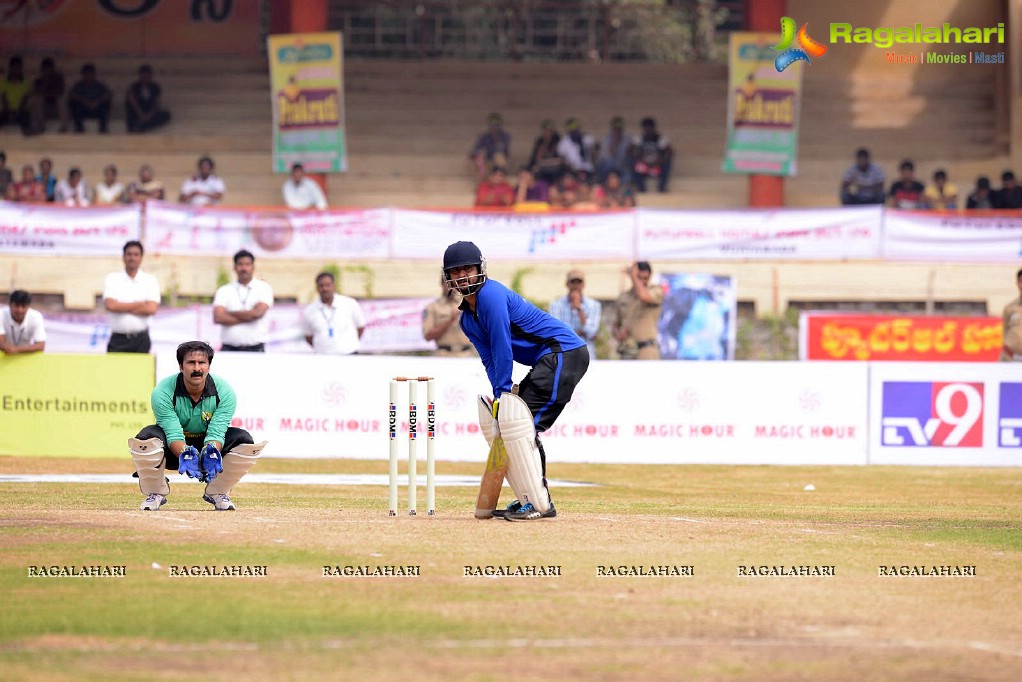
[474,436,508,519]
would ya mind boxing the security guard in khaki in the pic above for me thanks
[613,261,663,360]
[423,280,476,357]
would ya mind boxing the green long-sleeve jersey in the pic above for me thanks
[151,372,236,446]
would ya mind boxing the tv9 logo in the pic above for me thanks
[880,382,984,447]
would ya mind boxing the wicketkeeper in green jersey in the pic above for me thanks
[128,340,266,511]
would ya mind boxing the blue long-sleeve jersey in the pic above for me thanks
[458,278,585,397]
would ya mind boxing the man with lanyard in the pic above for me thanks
[103,240,160,353]
[301,271,365,354]
[443,241,589,521]
[213,249,273,352]
[128,341,266,511]
[1,290,46,355]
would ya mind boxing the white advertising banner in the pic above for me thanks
[144,202,391,258]
[391,209,636,260]
[882,210,1022,262]
[153,354,870,465]
[868,362,1022,466]
[0,204,141,255]
[42,300,433,356]
[637,206,882,260]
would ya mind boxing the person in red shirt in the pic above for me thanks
[474,165,515,208]
[7,164,46,203]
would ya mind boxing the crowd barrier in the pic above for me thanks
[3,353,1020,466]
[3,203,1022,262]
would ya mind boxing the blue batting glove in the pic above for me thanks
[200,443,223,482]
[178,446,202,480]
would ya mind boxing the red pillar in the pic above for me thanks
[289,0,330,201]
[745,0,786,207]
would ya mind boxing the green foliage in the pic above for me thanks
[323,263,375,298]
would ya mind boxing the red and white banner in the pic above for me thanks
[8,204,1022,263]
[391,209,636,260]
[638,206,882,260]
[144,202,391,258]
[883,210,1022,262]
[152,354,870,465]
[42,301,433,356]
[800,313,1003,362]
[0,204,140,255]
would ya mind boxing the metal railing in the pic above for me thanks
[329,0,743,62]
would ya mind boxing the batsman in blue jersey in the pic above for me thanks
[443,241,590,521]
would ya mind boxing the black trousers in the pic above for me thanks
[221,343,265,352]
[135,424,254,470]
[107,330,151,353]
[69,100,110,131]
[516,345,590,433]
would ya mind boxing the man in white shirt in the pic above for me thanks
[549,268,602,359]
[178,156,224,207]
[1,290,46,354]
[283,162,327,210]
[102,240,161,353]
[213,249,274,352]
[301,272,365,354]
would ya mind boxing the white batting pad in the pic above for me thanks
[128,437,169,495]
[477,395,500,446]
[203,442,266,495]
[497,393,549,513]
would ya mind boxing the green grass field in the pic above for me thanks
[2,456,1020,681]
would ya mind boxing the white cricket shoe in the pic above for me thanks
[140,493,166,511]
[203,493,236,511]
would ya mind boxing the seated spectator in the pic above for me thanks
[94,164,125,205]
[840,147,885,205]
[37,156,56,201]
[995,170,1022,209]
[7,165,46,203]
[469,112,510,183]
[283,162,327,209]
[596,170,636,208]
[597,115,632,184]
[527,120,566,185]
[125,64,170,133]
[550,171,581,210]
[0,56,31,133]
[966,176,994,209]
[887,159,925,209]
[556,117,597,182]
[572,180,601,211]
[474,165,515,208]
[179,156,224,206]
[0,151,13,199]
[55,167,91,206]
[127,164,165,203]
[25,57,66,135]
[514,167,549,204]
[923,169,958,210]
[67,63,112,133]
[631,117,673,193]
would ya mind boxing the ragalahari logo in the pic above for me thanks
[772,17,827,72]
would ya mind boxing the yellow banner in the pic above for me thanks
[0,354,154,458]
[268,32,347,173]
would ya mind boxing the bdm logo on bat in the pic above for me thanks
[880,382,984,447]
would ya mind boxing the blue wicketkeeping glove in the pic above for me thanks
[200,443,223,482]
[178,446,202,480]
